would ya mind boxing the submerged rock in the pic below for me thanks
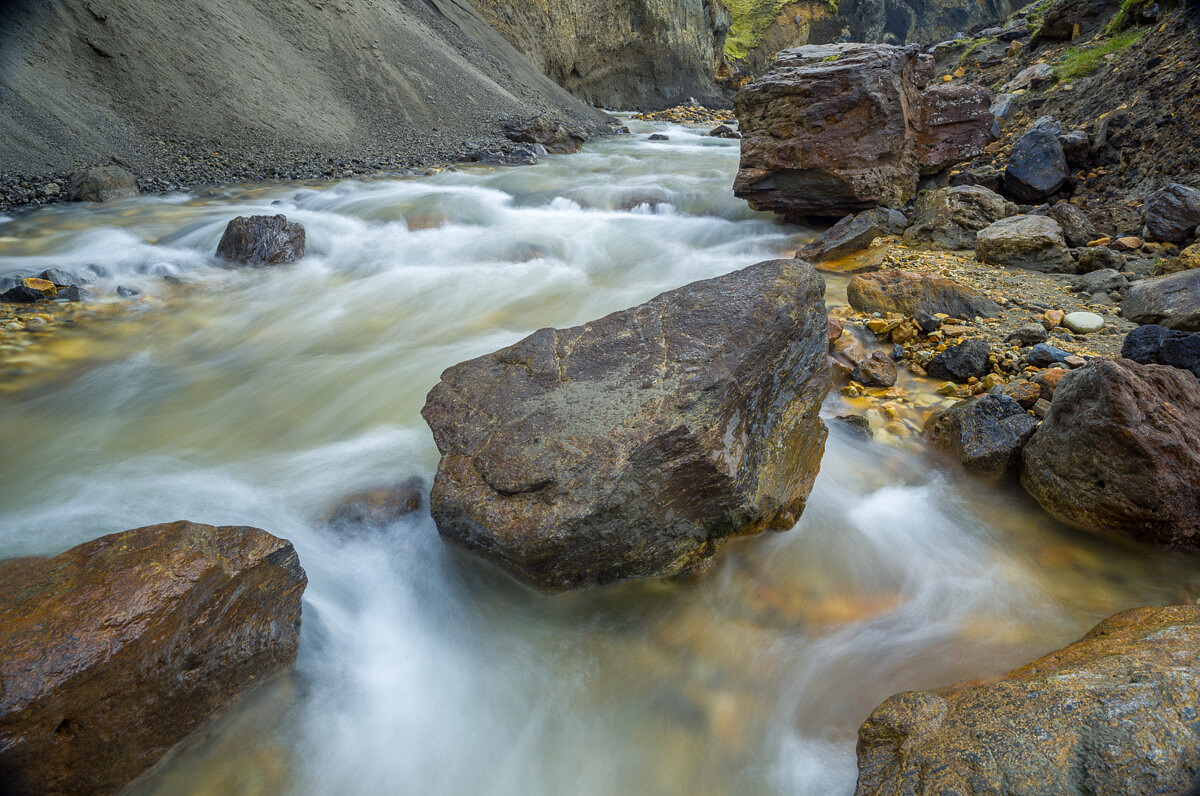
[796,208,907,263]
[733,43,991,220]
[925,393,1037,479]
[852,351,898,388]
[902,185,1015,251]
[847,269,1001,319]
[326,477,426,534]
[0,521,306,795]
[856,605,1200,796]
[1121,269,1200,330]
[421,259,831,590]
[1021,358,1200,548]
[216,214,307,266]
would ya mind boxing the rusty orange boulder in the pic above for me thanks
[0,521,306,795]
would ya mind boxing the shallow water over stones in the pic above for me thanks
[2,119,1198,795]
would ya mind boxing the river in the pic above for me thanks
[1,118,1197,795]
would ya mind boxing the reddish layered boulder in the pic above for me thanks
[0,521,306,795]
[1021,358,1200,548]
[847,268,1002,319]
[733,43,991,220]
[856,605,1200,795]
[422,259,831,590]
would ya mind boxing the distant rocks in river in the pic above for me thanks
[733,43,992,220]
[1021,358,1200,549]
[216,214,307,266]
[502,115,588,155]
[0,520,306,795]
[422,258,831,590]
[856,605,1200,796]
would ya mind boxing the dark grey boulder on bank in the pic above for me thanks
[65,165,138,202]
[796,208,907,263]
[925,393,1037,479]
[1143,182,1200,243]
[1121,269,1200,330]
[216,214,306,266]
[503,115,588,154]
[421,259,831,590]
[926,338,991,382]
[1002,123,1069,203]
[1122,324,1200,378]
[976,214,1074,272]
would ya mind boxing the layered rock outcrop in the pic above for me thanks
[1021,358,1200,549]
[0,521,306,795]
[856,605,1200,796]
[422,259,831,590]
[733,44,992,220]
[847,269,1001,318]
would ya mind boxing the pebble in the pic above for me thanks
[1062,311,1104,334]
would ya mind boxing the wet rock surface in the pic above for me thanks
[65,165,138,202]
[1121,324,1200,379]
[856,605,1200,796]
[797,208,907,263]
[925,393,1037,479]
[926,339,991,382]
[216,214,307,266]
[503,115,588,154]
[1021,358,1200,549]
[0,521,306,795]
[326,477,426,534]
[847,269,1002,319]
[422,258,831,590]
[734,43,990,220]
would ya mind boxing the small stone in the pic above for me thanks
[937,382,959,396]
[1043,309,1065,330]
[116,285,140,298]
[1111,236,1144,252]
[1087,237,1113,247]
[852,351,898,387]
[1002,380,1042,408]
[1006,323,1047,345]
[832,414,873,439]
[1027,342,1071,367]
[1062,311,1104,333]
[20,277,56,297]
[1064,355,1087,368]
[1032,397,1051,418]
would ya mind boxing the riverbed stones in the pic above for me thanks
[1021,358,1200,548]
[1142,182,1200,243]
[846,269,1001,319]
[326,477,426,535]
[976,214,1074,272]
[65,165,139,202]
[1027,342,1071,367]
[0,521,306,795]
[925,393,1037,479]
[1005,323,1048,346]
[902,185,1015,251]
[1062,311,1103,333]
[1121,324,1200,378]
[733,43,991,220]
[1121,268,1200,330]
[856,605,1200,796]
[796,208,907,263]
[1002,121,1069,202]
[216,214,307,266]
[852,351,898,388]
[926,338,991,382]
[421,258,831,590]
[503,115,587,154]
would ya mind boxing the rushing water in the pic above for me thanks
[2,119,1198,795]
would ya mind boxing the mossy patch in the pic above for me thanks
[1104,0,1151,35]
[1053,26,1148,81]
[718,0,812,61]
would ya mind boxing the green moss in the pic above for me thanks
[1053,26,1148,81]
[956,36,995,66]
[719,0,839,61]
[1104,0,1149,35]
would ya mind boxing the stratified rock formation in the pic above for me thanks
[0,521,306,795]
[1021,358,1200,548]
[422,259,831,590]
[856,605,1200,796]
[734,44,992,220]
[847,269,1002,318]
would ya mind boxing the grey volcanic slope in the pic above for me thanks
[0,0,609,179]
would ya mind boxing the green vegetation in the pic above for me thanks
[956,36,995,67]
[1104,0,1150,35]
[1053,26,1148,81]
[719,0,796,61]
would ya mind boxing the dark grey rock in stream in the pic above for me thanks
[925,393,1037,479]
[503,115,588,154]
[421,258,831,590]
[797,208,907,263]
[832,414,873,440]
[0,285,48,303]
[926,339,992,383]
[38,268,81,287]
[216,214,306,266]
[326,477,426,535]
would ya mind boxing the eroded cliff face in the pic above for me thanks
[466,0,732,109]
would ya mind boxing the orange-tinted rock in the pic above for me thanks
[856,605,1200,795]
[847,269,1001,319]
[0,521,306,795]
[827,316,845,346]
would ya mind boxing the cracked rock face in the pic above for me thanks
[421,259,831,590]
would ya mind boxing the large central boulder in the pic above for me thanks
[0,521,306,795]
[422,259,831,590]
[856,605,1200,795]
[733,43,992,220]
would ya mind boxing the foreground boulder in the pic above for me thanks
[422,259,831,590]
[0,521,306,795]
[1122,324,1200,378]
[976,214,1074,272]
[1143,182,1200,243]
[847,269,1001,319]
[796,208,907,263]
[65,165,138,202]
[216,214,307,266]
[502,115,587,154]
[1121,268,1200,330]
[734,43,991,220]
[925,394,1038,479]
[1021,358,1200,548]
[902,185,1014,251]
[856,605,1200,796]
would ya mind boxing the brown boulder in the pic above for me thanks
[1021,358,1200,548]
[326,476,426,534]
[733,43,991,220]
[856,605,1200,796]
[216,214,307,266]
[847,269,1002,319]
[503,115,588,154]
[0,521,306,795]
[422,259,831,590]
